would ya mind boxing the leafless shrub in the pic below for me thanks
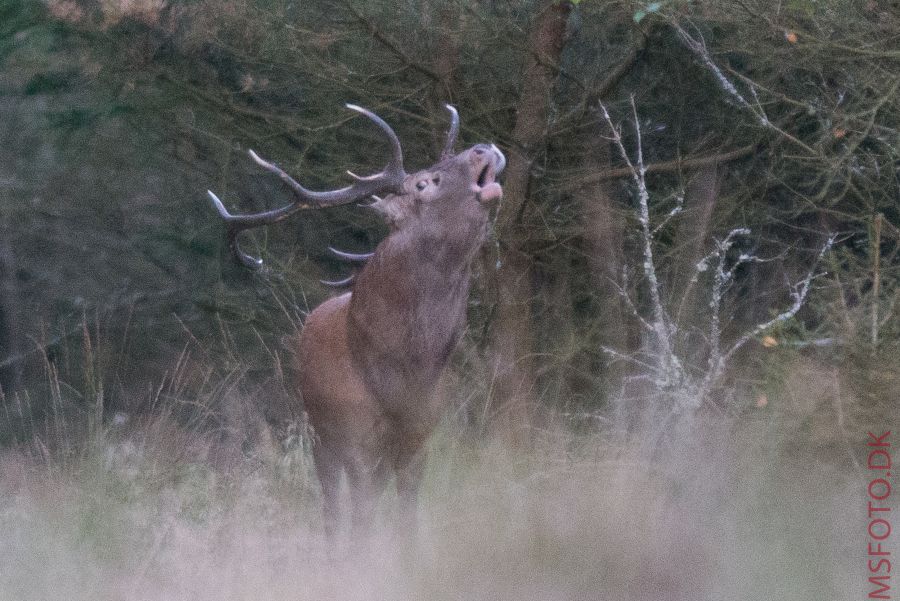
[597,97,835,420]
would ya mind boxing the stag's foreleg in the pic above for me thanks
[392,417,437,539]
[311,442,342,544]
[346,455,391,543]
[395,445,428,537]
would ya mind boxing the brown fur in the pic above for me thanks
[295,144,505,542]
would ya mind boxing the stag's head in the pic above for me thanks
[370,141,506,231]
[208,105,504,268]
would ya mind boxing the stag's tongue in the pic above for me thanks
[476,182,503,203]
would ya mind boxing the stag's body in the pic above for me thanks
[207,105,503,543]
[299,197,487,537]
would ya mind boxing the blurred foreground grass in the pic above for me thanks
[0,404,868,601]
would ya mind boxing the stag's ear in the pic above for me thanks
[368,192,418,228]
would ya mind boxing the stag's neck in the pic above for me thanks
[346,214,487,408]
[348,216,483,368]
[362,214,487,298]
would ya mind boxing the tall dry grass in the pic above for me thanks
[0,394,868,601]
[0,306,881,601]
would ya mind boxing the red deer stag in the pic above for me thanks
[207,105,504,542]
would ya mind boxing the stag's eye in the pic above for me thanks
[416,180,428,191]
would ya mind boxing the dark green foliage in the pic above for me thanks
[0,0,896,443]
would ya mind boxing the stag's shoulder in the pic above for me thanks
[309,291,352,315]
[301,293,352,343]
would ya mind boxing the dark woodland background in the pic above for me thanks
[0,0,897,447]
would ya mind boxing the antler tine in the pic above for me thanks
[440,105,460,160]
[320,274,356,288]
[207,105,407,269]
[328,247,375,262]
[345,104,404,178]
[207,190,265,269]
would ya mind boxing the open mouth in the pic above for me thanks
[473,144,505,186]
[471,144,505,203]
[477,164,492,187]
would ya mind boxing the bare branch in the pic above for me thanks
[561,144,755,191]
[674,24,758,116]
[608,271,654,333]
[651,193,684,236]
[600,346,661,374]
[723,235,836,362]
[599,97,679,384]
[345,3,443,82]
[702,228,752,393]
[672,22,818,156]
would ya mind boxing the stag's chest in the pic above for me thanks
[346,238,472,393]
[349,255,470,349]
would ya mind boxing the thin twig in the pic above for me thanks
[561,143,755,191]
[871,213,883,350]
[723,235,836,363]
[673,22,818,156]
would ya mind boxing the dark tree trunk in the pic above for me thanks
[489,0,573,439]
[573,122,630,393]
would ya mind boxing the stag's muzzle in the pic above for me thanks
[475,144,505,204]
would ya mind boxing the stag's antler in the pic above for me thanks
[317,246,376,288]
[207,105,406,268]
[319,274,356,288]
[328,247,374,262]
